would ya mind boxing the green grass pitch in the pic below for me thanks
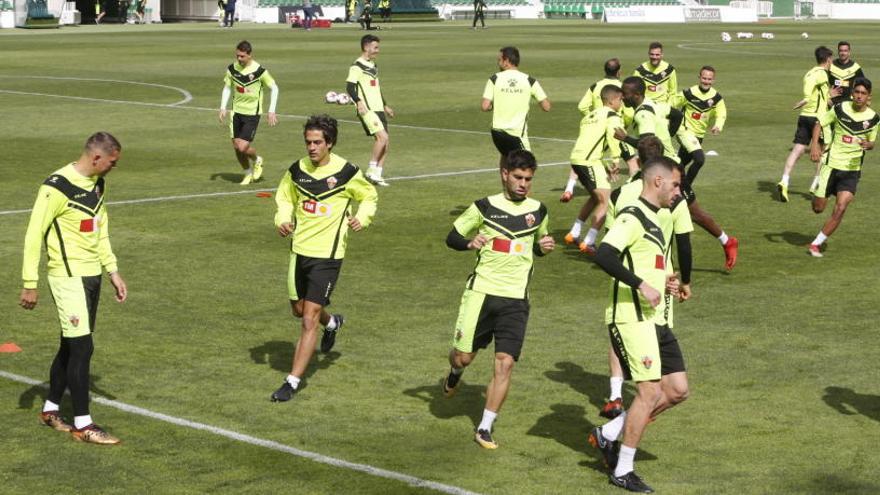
[1,19,879,494]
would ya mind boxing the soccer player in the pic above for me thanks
[270,115,378,402]
[807,78,878,257]
[563,85,624,255]
[829,41,866,105]
[777,46,840,202]
[472,0,486,29]
[346,34,394,186]
[671,66,727,185]
[20,132,128,445]
[482,46,551,168]
[441,149,555,449]
[633,42,677,105]
[614,76,677,162]
[591,157,689,493]
[219,40,279,185]
[561,58,626,203]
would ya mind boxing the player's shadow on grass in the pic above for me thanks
[402,381,485,426]
[822,386,880,423]
[544,361,625,411]
[448,205,468,217]
[764,231,814,247]
[17,374,117,410]
[210,172,247,183]
[249,340,340,388]
[527,403,656,473]
[757,180,811,201]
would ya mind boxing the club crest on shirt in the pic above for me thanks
[641,355,653,370]
[248,74,255,81]
[525,213,536,227]
[864,121,871,130]
[707,99,714,107]
[326,176,338,189]
[69,315,80,328]
[660,71,667,78]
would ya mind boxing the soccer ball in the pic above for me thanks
[736,32,753,40]
[721,32,731,42]
[325,91,338,103]
[336,93,351,105]
[761,32,775,40]
[801,32,809,39]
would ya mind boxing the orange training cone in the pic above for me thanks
[0,342,22,353]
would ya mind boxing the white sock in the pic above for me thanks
[286,374,301,390]
[570,219,584,238]
[451,367,464,375]
[374,165,384,177]
[609,377,624,400]
[325,315,338,331]
[718,232,729,245]
[614,445,637,477]
[781,174,790,186]
[74,415,93,430]
[564,178,577,194]
[477,409,497,432]
[368,161,379,173]
[584,228,599,246]
[812,232,828,246]
[601,411,627,441]
[42,400,60,413]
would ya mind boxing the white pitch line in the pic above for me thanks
[0,369,481,495]
[0,161,570,216]
[0,75,193,106]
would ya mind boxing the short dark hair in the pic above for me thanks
[700,65,715,74]
[648,41,663,51]
[852,77,872,94]
[500,46,520,67]
[85,132,121,154]
[642,156,677,179]
[600,84,622,104]
[236,40,252,54]
[504,149,537,172]
[361,34,380,50]
[622,76,646,95]
[637,136,663,163]
[837,41,851,50]
[304,114,338,146]
[604,58,621,77]
[815,46,833,64]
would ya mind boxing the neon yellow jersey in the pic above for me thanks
[634,61,677,104]
[829,59,864,101]
[818,102,879,171]
[453,193,549,300]
[346,57,385,111]
[602,197,672,324]
[570,107,623,166]
[577,77,621,116]
[800,66,831,117]
[483,69,548,137]
[22,164,118,289]
[274,153,378,260]
[633,98,678,162]
[223,61,276,116]
[672,84,727,138]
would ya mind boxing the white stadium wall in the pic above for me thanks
[603,5,757,23]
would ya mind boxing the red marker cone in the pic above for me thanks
[0,342,22,353]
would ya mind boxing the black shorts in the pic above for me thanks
[491,129,525,157]
[821,168,860,197]
[656,324,686,376]
[288,254,343,307]
[232,113,260,142]
[793,115,821,146]
[571,164,603,192]
[455,291,530,361]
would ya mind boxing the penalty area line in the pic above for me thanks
[0,370,482,495]
[0,161,569,216]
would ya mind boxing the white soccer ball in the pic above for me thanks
[325,91,338,104]
[736,32,753,40]
[801,32,809,39]
[336,93,351,105]
[721,32,731,42]
[761,32,774,40]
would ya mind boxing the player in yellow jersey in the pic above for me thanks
[777,46,841,202]
[482,46,551,168]
[829,41,866,105]
[270,115,378,402]
[442,150,554,449]
[807,78,878,257]
[347,35,395,186]
[219,40,279,186]
[20,132,128,445]
[633,42,677,105]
